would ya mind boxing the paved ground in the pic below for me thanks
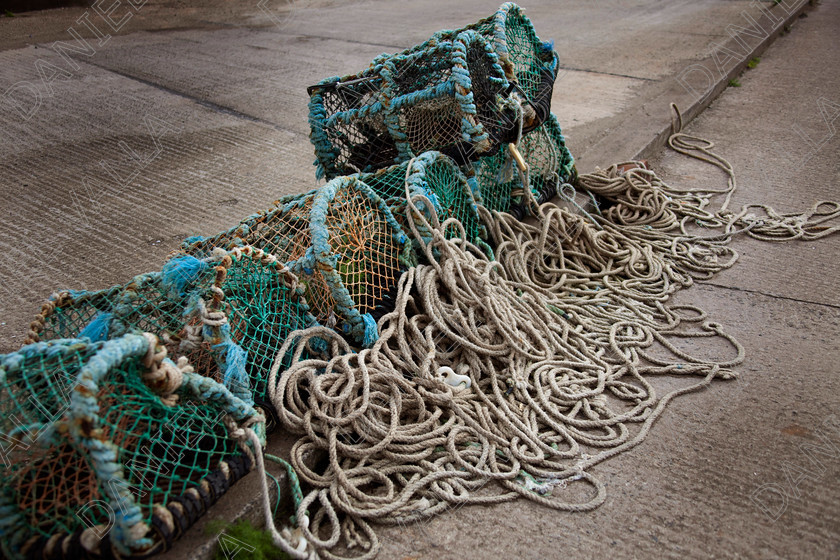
[2,1,838,559]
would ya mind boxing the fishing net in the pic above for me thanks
[23,248,317,413]
[473,112,577,216]
[356,151,490,253]
[181,178,413,347]
[177,190,317,260]
[0,333,264,559]
[308,30,507,179]
[178,190,336,335]
[22,261,235,400]
[307,176,414,345]
[308,2,558,180]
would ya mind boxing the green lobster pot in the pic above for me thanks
[307,2,572,217]
[473,113,576,215]
[0,334,264,559]
[181,178,413,347]
[356,151,491,254]
[308,28,510,179]
[25,248,317,412]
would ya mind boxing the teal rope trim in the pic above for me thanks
[466,175,484,205]
[161,256,210,297]
[379,60,412,163]
[493,2,553,81]
[308,25,509,179]
[265,453,305,515]
[361,313,378,347]
[209,323,253,406]
[309,79,341,180]
[310,176,410,346]
[68,334,152,556]
[79,312,113,342]
[178,369,266,445]
[0,337,98,369]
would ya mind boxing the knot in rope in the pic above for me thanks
[141,333,191,406]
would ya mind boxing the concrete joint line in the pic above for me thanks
[71,56,303,137]
[699,281,840,311]
[634,0,816,161]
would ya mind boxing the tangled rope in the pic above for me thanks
[256,109,839,559]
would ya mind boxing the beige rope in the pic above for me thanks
[260,113,836,559]
[141,333,192,406]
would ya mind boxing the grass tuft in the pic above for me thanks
[207,519,292,560]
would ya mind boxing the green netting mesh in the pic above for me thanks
[473,112,576,214]
[480,3,555,102]
[214,247,316,416]
[24,248,317,411]
[307,176,414,345]
[181,178,413,347]
[24,260,218,346]
[0,334,263,559]
[177,191,337,328]
[356,151,490,253]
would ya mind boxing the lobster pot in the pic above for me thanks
[23,257,226,346]
[24,258,229,391]
[24,249,316,410]
[307,2,561,181]
[472,113,576,214]
[212,246,317,415]
[358,151,490,253]
[0,335,263,560]
[475,2,558,115]
[308,29,510,179]
[179,177,412,347]
[178,192,334,354]
[182,178,412,346]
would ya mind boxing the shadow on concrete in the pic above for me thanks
[4,0,91,14]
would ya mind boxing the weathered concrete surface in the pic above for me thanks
[1,0,838,558]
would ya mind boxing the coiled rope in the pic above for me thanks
[254,106,838,559]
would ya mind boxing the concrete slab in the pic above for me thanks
[554,69,647,129]
[650,1,840,308]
